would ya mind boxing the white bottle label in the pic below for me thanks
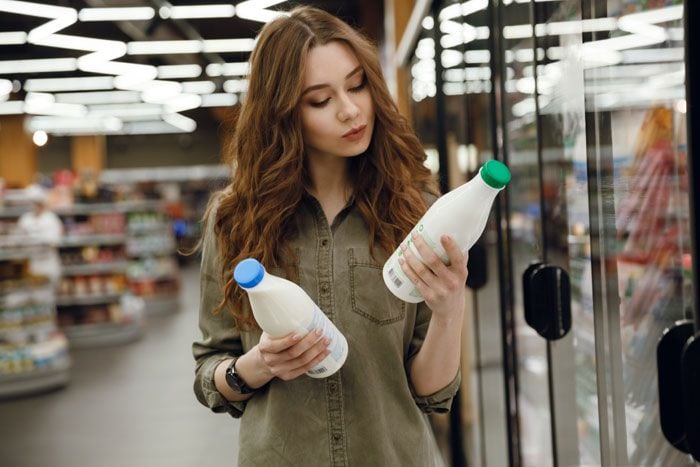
[304,304,347,376]
[391,223,448,299]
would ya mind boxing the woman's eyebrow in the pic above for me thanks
[302,66,363,95]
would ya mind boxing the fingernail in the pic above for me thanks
[293,334,301,341]
[411,232,417,239]
[324,338,331,345]
[398,258,405,265]
[315,328,323,336]
[400,243,406,251]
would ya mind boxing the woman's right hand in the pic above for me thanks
[256,329,331,381]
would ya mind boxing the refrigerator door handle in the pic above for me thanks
[522,263,572,341]
[466,241,488,290]
[657,319,694,455]
[682,334,700,462]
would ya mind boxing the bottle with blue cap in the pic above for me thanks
[383,160,512,303]
[234,258,348,378]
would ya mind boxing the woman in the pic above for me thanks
[193,6,468,466]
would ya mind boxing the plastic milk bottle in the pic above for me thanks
[383,160,511,303]
[234,258,348,378]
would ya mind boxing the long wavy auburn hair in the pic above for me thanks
[204,6,438,330]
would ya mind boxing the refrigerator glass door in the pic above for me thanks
[583,0,695,465]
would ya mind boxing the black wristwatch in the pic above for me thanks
[224,358,256,394]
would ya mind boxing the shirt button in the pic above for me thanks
[333,433,342,441]
[321,239,329,247]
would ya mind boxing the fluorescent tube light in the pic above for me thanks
[140,81,183,103]
[88,103,162,119]
[223,79,249,94]
[122,120,190,135]
[181,81,217,94]
[37,34,127,53]
[0,100,23,115]
[462,0,488,17]
[0,32,27,45]
[621,47,684,63]
[26,115,123,134]
[235,0,288,23]
[0,79,12,96]
[157,64,202,79]
[202,39,256,53]
[79,7,155,21]
[54,91,141,105]
[200,93,238,107]
[27,10,78,44]
[113,71,159,90]
[163,113,197,132]
[164,94,202,113]
[25,76,114,92]
[25,101,88,118]
[438,3,461,22]
[206,62,250,77]
[0,0,74,19]
[160,5,235,19]
[441,50,463,68]
[128,40,203,55]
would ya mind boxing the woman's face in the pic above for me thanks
[299,41,375,161]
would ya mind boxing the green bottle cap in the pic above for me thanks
[480,160,511,189]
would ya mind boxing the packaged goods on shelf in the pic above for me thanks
[0,235,71,397]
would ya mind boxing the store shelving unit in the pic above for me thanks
[125,203,181,315]
[0,234,70,398]
[100,165,229,263]
[54,203,145,348]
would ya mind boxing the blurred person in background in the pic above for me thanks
[193,6,468,466]
[18,184,63,285]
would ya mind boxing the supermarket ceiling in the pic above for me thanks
[0,0,368,136]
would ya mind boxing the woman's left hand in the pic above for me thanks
[398,232,468,321]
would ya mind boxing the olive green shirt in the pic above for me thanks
[193,192,461,467]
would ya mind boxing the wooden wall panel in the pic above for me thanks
[0,115,37,188]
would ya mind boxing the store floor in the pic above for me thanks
[0,264,240,467]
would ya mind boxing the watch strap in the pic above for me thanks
[225,357,256,395]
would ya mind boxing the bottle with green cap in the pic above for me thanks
[234,258,348,378]
[383,160,511,303]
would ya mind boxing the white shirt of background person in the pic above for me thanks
[17,185,63,285]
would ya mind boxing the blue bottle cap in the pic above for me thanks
[233,258,266,289]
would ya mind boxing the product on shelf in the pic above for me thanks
[0,235,71,395]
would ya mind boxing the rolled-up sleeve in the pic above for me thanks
[192,207,247,418]
[405,298,462,414]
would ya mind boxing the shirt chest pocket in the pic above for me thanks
[348,248,406,325]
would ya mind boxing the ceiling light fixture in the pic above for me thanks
[181,81,217,94]
[206,62,250,77]
[160,4,235,19]
[157,64,202,79]
[128,40,203,55]
[235,0,288,23]
[0,31,27,45]
[200,93,238,107]
[163,113,197,132]
[79,7,155,22]
[24,76,114,92]
[54,91,141,105]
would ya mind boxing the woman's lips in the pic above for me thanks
[342,124,366,141]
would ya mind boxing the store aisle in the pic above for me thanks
[0,264,240,467]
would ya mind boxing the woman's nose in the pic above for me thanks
[337,95,360,122]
